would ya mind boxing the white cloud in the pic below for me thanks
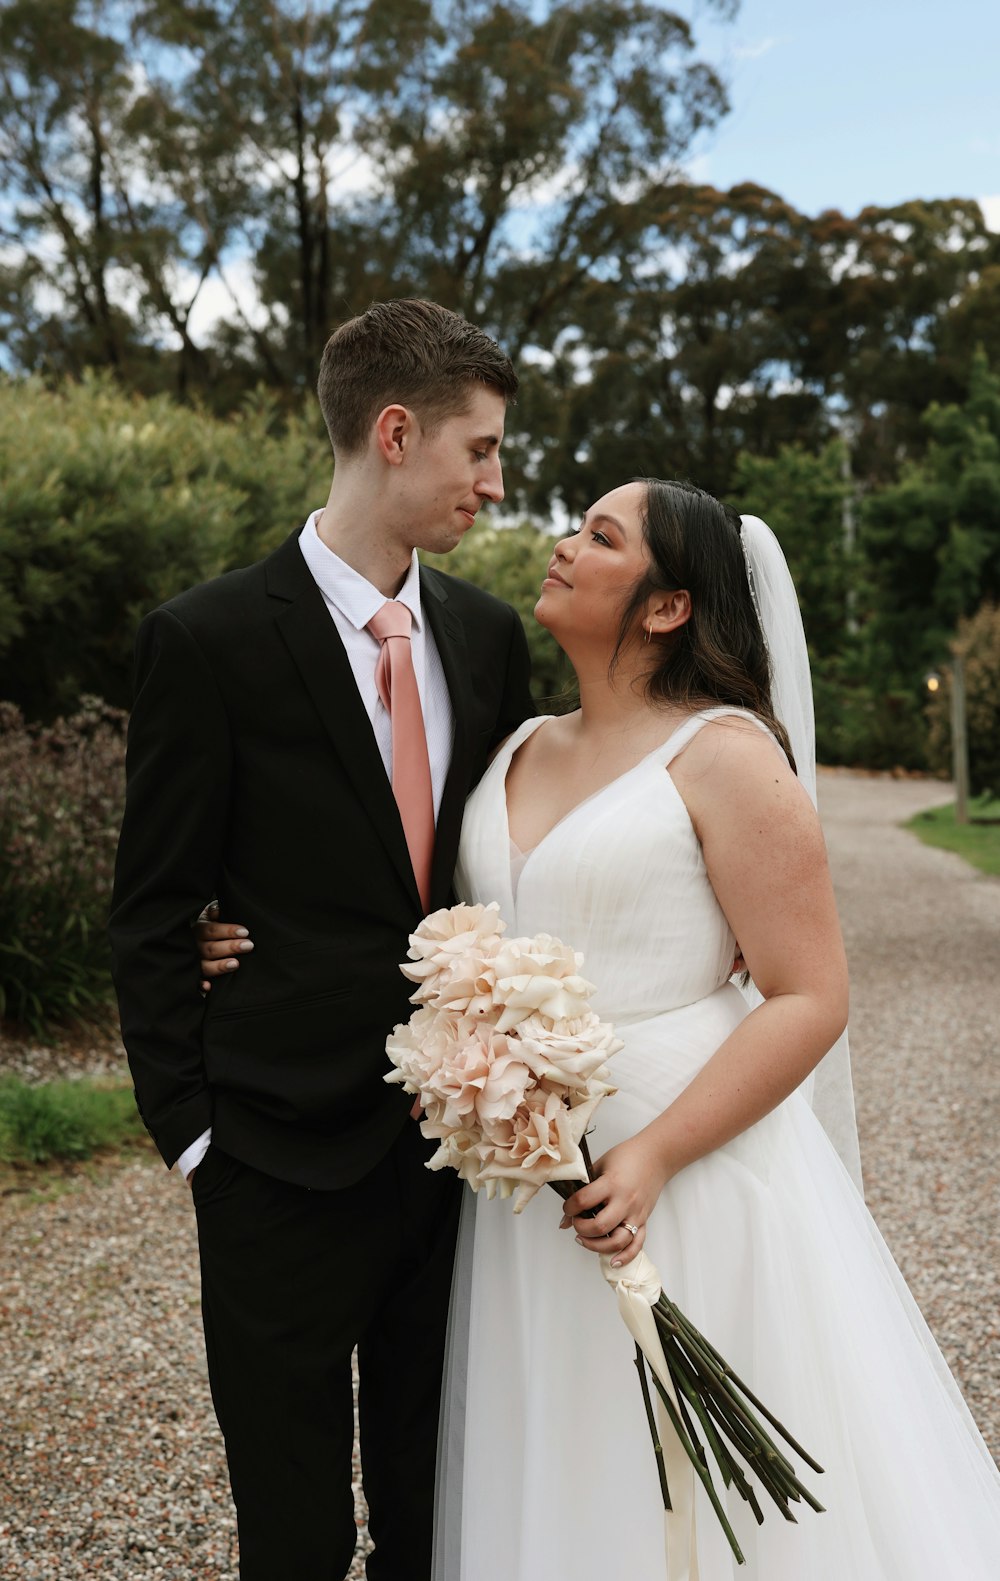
[732,36,787,61]
[978,195,1000,232]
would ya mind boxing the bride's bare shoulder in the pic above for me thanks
[670,713,801,801]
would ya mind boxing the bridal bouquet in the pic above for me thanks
[384,901,619,1210]
[385,903,823,1566]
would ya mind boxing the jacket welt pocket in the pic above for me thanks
[210,985,353,1022]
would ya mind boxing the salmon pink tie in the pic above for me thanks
[367,600,435,912]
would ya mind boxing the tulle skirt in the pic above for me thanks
[434,985,1000,1579]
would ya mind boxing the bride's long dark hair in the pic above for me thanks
[612,478,796,769]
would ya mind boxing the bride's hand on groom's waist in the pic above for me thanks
[193,901,254,993]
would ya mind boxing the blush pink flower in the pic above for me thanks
[515,1011,623,1093]
[491,935,595,1029]
[479,1089,607,1211]
[384,905,621,1209]
[401,902,506,1014]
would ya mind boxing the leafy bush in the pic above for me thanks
[814,675,929,771]
[925,602,1000,796]
[0,697,126,1032]
[0,1077,145,1164]
[0,374,331,720]
[421,521,573,704]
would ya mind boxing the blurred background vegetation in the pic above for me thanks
[1,0,998,1034]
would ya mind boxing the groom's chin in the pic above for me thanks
[420,523,470,556]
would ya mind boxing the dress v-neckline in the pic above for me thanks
[500,714,692,864]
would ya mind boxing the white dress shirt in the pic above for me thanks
[177,511,456,1182]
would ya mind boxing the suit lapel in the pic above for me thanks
[421,568,475,905]
[266,533,420,910]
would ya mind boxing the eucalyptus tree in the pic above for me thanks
[0,0,737,410]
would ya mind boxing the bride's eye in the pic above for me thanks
[592,530,611,546]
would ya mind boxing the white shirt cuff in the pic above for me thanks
[175,1129,212,1182]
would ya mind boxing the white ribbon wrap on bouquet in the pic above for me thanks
[601,1251,701,1581]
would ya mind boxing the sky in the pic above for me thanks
[683,0,1000,228]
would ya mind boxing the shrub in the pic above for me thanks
[0,1077,145,1164]
[421,521,573,704]
[0,374,331,721]
[926,602,1000,796]
[813,670,929,771]
[0,697,126,1033]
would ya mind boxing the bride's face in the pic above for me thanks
[535,482,651,644]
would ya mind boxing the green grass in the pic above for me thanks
[906,795,1000,877]
[0,1077,147,1165]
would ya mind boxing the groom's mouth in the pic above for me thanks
[457,506,478,527]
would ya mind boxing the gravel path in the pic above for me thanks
[2,771,998,1578]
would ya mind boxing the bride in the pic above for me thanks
[202,478,1000,1578]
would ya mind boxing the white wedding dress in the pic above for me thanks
[433,708,1000,1581]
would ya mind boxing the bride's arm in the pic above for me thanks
[563,721,848,1265]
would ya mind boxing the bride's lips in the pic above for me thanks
[542,562,570,589]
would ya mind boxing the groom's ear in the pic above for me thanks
[373,404,414,466]
[647,589,692,635]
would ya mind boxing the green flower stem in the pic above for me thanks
[659,1310,825,1516]
[634,1345,673,1510]
[655,1300,820,1489]
[545,1139,825,1553]
[660,1295,825,1475]
[647,1365,747,1565]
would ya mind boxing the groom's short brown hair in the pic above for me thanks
[317,299,518,458]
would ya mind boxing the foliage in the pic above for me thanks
[731,440,856,662]
[0,373,331,717]
[861,350,1000,688]
[421,520,572,704]
[514,186,997,509]
[906,796,1000,879]
[812,674,929,772]
[0,1076,145,1164]
[0,697,126,1033]
[727,441,925,767]
[925,602,1000,797]
[2,2,999,524]
[0,0,732,405]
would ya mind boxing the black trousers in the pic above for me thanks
[193,1122,461,1580]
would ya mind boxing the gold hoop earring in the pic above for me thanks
[643,623,652,644]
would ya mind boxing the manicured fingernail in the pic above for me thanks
[235,927,249,937]
[610,1258,622,1268]
[238,940,254,951]
[224,959,239,971]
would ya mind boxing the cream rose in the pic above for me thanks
[401,902,506,1011]
[514,1011,622,1092]
[490,935,595,1030]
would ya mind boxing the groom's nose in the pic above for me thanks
[475,454,504,504]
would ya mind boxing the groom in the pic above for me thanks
[109,300,534,1579]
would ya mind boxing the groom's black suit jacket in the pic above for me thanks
[110,527,534,1190]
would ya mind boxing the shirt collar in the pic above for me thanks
[299,511,423,633]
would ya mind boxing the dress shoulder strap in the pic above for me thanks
[653,707,779,769]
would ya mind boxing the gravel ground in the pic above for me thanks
[1,770,998,1578]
